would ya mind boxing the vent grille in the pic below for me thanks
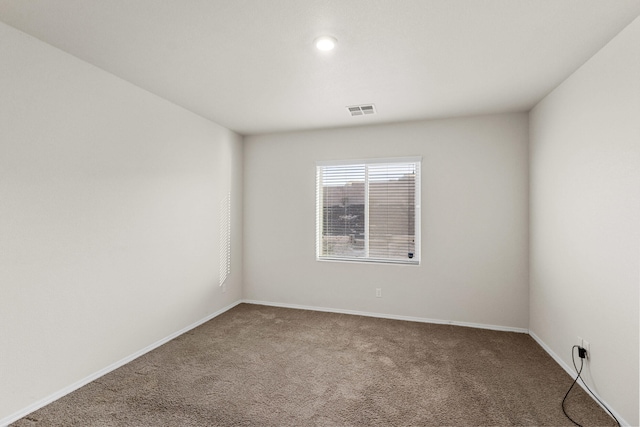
[347,104,376,116]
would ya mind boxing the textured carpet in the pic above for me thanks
[13,303,616,426]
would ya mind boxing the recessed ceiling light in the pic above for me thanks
[314,36,337,51]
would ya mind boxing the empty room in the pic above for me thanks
[1,1,638,426]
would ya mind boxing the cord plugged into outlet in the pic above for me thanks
[576,337,590,359]
[561,345,620,427]
[577,346,587,359]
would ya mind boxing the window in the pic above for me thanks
[219,192,231,286]
[316,157,420,264]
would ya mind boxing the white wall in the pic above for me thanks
[244,113,529,329]
[529,17,639,426]
[0,22,243,421]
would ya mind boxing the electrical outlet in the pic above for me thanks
[375,288,382,298]
[577,336,590,359]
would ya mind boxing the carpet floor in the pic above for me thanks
[13,303,616,426]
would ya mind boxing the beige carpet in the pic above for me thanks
[13,303,615,426]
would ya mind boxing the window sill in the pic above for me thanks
[316,257,420,266]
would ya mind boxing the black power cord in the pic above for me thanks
[561,345,621,427]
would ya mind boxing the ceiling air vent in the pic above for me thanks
[347,104,376,116]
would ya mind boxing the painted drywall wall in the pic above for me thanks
[243,113,529,329]
[0,22,243,421]
[529,17,639,426]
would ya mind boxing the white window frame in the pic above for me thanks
[316,157,421,265]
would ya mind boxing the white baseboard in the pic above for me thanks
[528,331,629,427]
[0,300,242,427]
[241,299,529,334]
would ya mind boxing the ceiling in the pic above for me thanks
[1,1,639,135]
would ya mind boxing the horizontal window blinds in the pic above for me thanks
[316,158,420,264]
[219,192,231,286]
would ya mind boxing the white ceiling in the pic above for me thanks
[1,1,639,135]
